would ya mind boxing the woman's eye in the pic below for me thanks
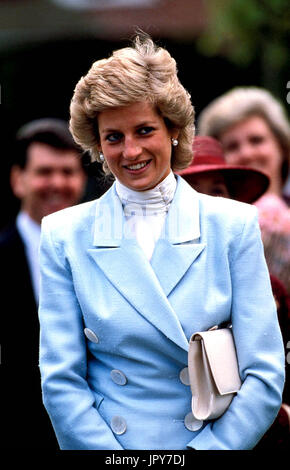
[224,141,239,152]
[250,135,264,145]
[138,127,154,135]
[210,185,230,197]
[213,188,226,196]
[106,133,122,142]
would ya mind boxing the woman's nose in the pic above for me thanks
[122,137,142,160]
[227,143,254,166]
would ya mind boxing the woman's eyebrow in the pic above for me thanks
[100,121,157,135]
[100,128,119,135]
[135,121,156,128]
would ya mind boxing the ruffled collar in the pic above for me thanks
[115,171,177,216]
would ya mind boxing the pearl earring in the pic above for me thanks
[171,138,178,147]
[99,152,104,162]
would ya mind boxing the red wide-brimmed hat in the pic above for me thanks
[177,136,269,203]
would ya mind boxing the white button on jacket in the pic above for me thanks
[111,416,127,435]
[84,328,99,344]
[110,369,128,385]
[179,367,190,386]
[184,412,203,432]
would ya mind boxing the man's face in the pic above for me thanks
[11,142,86,224]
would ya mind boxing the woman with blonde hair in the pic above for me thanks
[198,88,290,294]
[38,36,284,450]
[198,87,290,200]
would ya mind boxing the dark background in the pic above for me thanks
[0,0,289,229]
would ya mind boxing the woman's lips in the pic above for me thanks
[123,159,152,174]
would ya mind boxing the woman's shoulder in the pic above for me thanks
[178,176,257,222]
[41,198,98,239]
[200,191,257,216]
[197,191,259,235]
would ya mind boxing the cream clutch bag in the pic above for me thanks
[188,326,242,421]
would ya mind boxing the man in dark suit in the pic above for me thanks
[0,119,87,448]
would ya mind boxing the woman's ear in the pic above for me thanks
[96,142,103,154]
[171,129,180,141]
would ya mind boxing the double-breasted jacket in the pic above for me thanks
[38,176,285,450]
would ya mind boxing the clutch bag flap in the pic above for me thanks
[191,328,241,395]
[188,327,241,420]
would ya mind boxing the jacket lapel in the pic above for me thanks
[87,178,205,351]
[150,239,205,297]
[151,177,206,296]
[88,239,189,351]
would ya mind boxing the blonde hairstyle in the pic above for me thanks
[69,35,195,174]
[198,87,290,183]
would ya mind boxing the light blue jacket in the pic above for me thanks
[38,176,285,450]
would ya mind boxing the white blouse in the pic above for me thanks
[115,171,177,260]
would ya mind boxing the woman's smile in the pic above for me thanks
[97,101,178,191]
[123,159,152,172]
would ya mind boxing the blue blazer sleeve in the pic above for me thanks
[38,216,123,450]
[187,207,285,450]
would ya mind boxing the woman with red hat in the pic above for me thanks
[178,135,270,203]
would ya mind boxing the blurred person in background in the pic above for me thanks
[198,87,290,295]
[178,136,290,449]
[0,118,87,448]
[177,135,270,203]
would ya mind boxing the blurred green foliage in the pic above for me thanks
[197,0,290,96]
